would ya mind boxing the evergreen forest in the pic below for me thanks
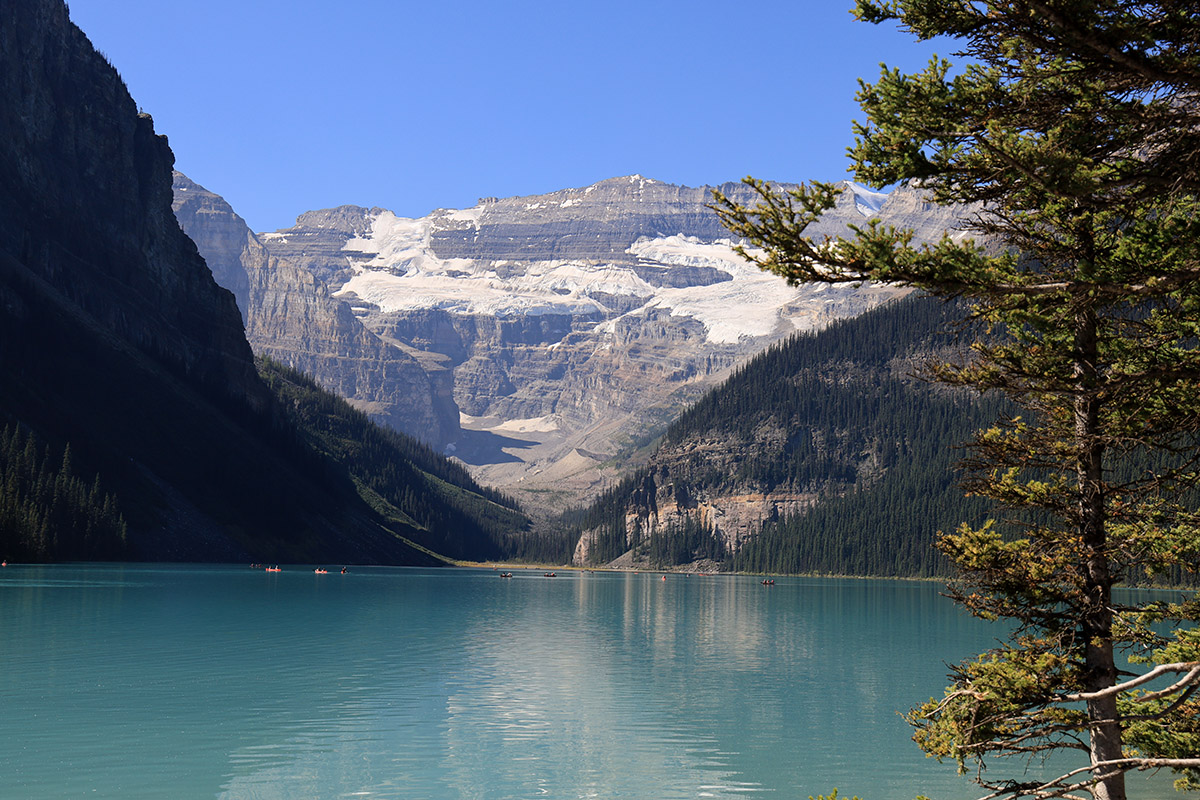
[0,353,530,565]
[556,293,1007,576]
[0,423,128,561]
[256,357,529,562]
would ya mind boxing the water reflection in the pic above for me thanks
[441,576,758,798]
[0,565,1186,800]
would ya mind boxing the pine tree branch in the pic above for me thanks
[976,757,1200,800]
[1119,682,1198,723]
[1017,1,1200,91]
[1060,661,1200,702]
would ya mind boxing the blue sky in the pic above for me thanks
[66,0,942,233]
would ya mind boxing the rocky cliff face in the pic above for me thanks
[168,174,253,319]
[249,176,973,511]
[172,174,459,445]
[0,0,261,404]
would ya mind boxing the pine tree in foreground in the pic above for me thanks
[713,3,1200,798]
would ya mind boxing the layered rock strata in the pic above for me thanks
[172,174,458,445]
[250,176,973,510]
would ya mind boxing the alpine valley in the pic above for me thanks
[2,0,986,574]
[174,173,973,522]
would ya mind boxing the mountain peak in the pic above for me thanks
[268,205,382,238]
[841,180,890,217]
[594,174,662,187]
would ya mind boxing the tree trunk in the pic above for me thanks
[1075,304,1125,800]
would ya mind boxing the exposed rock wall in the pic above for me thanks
[572,491,817,567]
[172,174,459,445]
[428,176,765,262]
[250,177,940,511]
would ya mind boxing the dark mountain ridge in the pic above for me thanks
[0,0,259,403]
[0,0,526,564]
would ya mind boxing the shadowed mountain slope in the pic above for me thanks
[0,0,525,564]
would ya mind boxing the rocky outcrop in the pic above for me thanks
[167,175,253,319]
[427,176,765,262]
[572,491,818,566]
[172,174,459,445]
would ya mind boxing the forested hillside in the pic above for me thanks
[258,358,528,562]
[560,293,1005,576]
[0,424,127,561]
[0,357,531,564]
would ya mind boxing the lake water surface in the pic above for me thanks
[0,564,1187,799]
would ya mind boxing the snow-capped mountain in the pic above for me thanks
[330,220,861,343]
[181,175,969,513]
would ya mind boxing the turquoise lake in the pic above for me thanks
[0,564,1188,799]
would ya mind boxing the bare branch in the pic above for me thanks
[1120,682,1199,724]
[1060,661,1200,702]
[975,757,1200,800]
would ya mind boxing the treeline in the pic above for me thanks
[551,471,648,565]
[513,469,714,567]
[567,472,728,567]
[0,423,127,561]
[641,514,726,566]
[258,357,528,561]
[499,526,579,565]
[499,472,649,566]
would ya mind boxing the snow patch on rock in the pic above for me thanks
[335,211,818,340]
[845,181,889,218]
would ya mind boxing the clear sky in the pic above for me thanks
[65,0,943,233]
